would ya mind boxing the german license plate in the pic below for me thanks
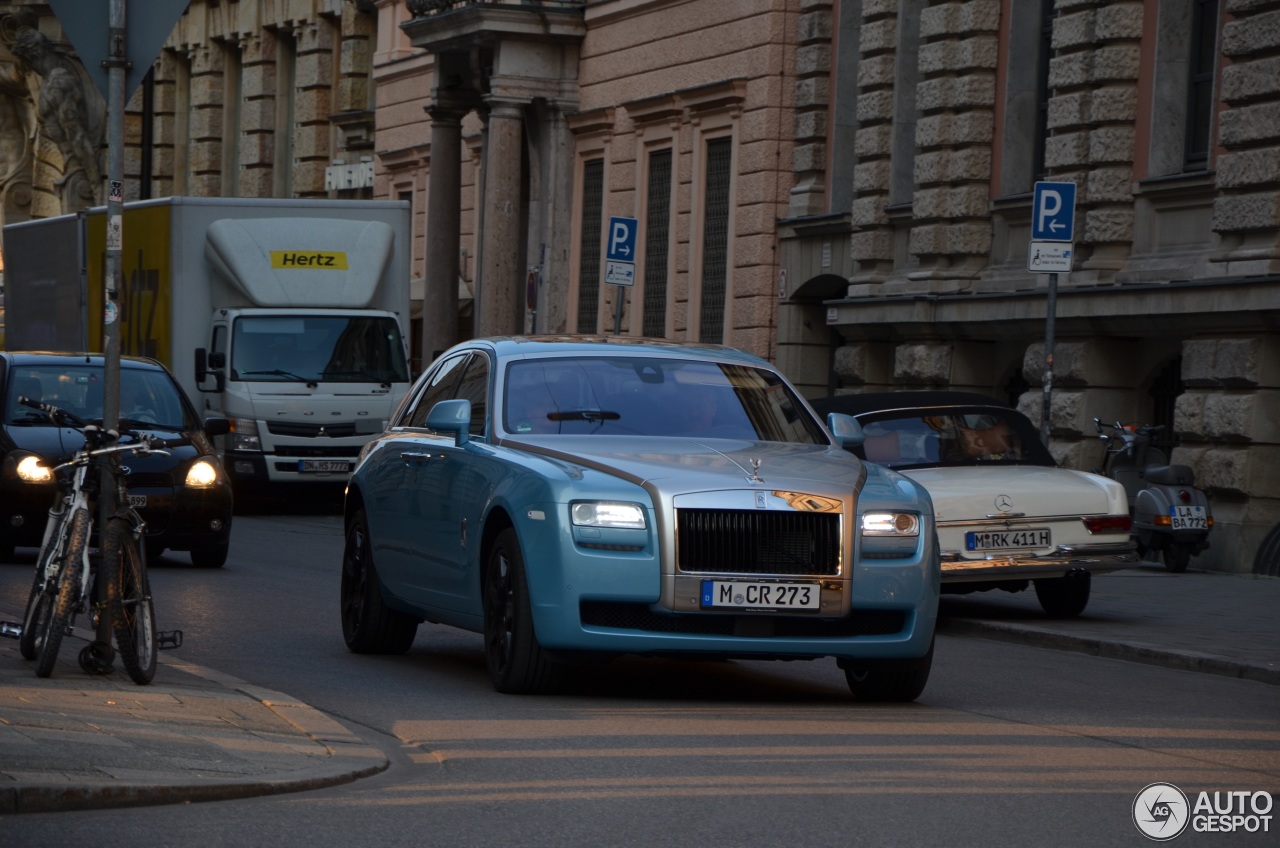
[128,494,147,508]
[298,460,351,473]
[700,580,821,611]
[966,528,1051,550]
[1171,505,1207,530]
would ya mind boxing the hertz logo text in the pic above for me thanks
[271,251,349,269]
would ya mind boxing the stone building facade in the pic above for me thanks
[379,0,1277,573]
[776,0,1279,574]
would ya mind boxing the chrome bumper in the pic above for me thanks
[940,541,1139,583]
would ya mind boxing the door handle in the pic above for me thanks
[401,451,441,465]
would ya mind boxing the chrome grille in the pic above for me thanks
[676,508,840,576]
[267,421,358,438]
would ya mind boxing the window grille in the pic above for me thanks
[642,149,672,338]
[576,159,604,333]
[699,139,731,344]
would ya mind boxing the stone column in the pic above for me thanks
[423,106,463,362]
[476,99,524,337]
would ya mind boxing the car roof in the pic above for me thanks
[809,390,1007,417]
[1,351,167,371]
[452,335,774,368]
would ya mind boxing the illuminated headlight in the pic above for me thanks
[861,512,920,536]
[16,455,53,484]
[185,459,219,488]
[231,418,261,452]
[570,501,646,529]
[860,512,921,560]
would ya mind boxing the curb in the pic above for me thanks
[944,619,1280,686]
[0,619,390,815]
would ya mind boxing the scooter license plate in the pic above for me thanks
[1170,505,1207,530]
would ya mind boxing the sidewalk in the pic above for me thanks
[0,608,387,815]
[2,564,1278,815]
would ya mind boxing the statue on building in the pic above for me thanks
[0,12,37,228]
[6,23,104,217]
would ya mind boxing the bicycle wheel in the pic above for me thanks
[104,517,156,684]
[34,507,91,678]
[20,507,71,660]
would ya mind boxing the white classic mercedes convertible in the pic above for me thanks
[810,391,1138,617]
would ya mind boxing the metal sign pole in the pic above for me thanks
[96,0,128,652]
[1041,271,1058,448]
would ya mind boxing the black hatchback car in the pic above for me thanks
[0,352,234,567]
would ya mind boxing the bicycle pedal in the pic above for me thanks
[0,621,21,639]
[157,629,184,649]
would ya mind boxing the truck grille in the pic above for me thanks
[267,422,359,438]
[272,445,363,458]
[676,508,841,576]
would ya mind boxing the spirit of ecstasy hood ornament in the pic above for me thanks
[748,457,764,483]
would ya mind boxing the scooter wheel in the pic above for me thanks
[78,640,115,675]
[1163,544,1191,573]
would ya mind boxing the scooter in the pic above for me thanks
[1093,419,1213,572]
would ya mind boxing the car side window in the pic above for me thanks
[455,353,490,438]
[403,353,468,428]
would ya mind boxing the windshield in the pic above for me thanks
[231,315,409,384]
[502,356,829,443]
[853,406,1054,469]
[4,364,190,430]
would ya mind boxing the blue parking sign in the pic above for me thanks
[1032,181,1076,242]
[606,216,638,262]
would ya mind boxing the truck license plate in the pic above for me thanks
[965,528,1051,551]
[298,460,351,473]
[700,580,820,611]
[1170,505,1207,530]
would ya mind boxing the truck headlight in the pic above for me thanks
[231,418,261,452]
[185,459,219,488]
[570,501,647,529]
[15,454,53,484]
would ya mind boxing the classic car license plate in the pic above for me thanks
[298,460,352,473]
[966,528,1051,550]
[128,494,147,508]
[700,580,821,611]
[1170,505,1208,530]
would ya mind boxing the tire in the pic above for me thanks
[1163,543,1191,573]
[20,507,71,660]
[190,543,228,569]
[34,507,91,678]
[340,509,417,654]
[104,518,157,684]
[843,637,934,703]
[483,527,561,695]
[1034,570,1091,618]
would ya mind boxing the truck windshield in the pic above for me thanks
[231,316,409,384]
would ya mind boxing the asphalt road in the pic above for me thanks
[1,511,1277,847]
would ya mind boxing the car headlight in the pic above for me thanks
[15,454,53,484]
[570,501,647,529]
[860,511,921,560]
[185,459,219,488]
[861,512,920,536]
[231,418,261,452]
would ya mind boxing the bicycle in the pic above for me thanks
[15,395,171,684]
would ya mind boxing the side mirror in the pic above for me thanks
[425,398,471,446]
[203,417,231,438]
[195,348,226,393]
[827,412,865,449]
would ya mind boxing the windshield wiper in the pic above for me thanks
[546,409,620,422]
[241,369,313,382]
[118,418,184,432]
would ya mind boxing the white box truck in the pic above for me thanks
[3,196,413,493]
